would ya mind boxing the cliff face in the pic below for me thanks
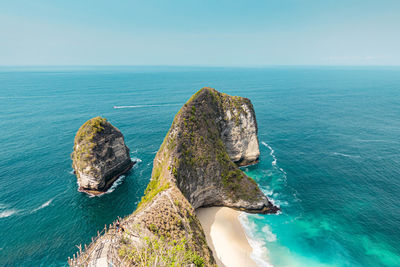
[219,92,260,166]
[70,88,278,267]
[71,117,133,195]
[153,87,275,212]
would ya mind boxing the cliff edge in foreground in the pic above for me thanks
[69,88,278,266]
[71,117,134,195]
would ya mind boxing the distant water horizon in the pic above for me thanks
[1,66,399,266]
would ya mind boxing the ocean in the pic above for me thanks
[0,66,399,266]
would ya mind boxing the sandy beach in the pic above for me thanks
[196,207,258,267]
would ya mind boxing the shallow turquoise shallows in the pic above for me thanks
[0,66,400,266]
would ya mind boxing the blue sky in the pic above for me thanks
[1,0,399,66]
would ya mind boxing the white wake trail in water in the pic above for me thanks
[31,198,54,213]
[0,203,20,218]
[0,209,19,218]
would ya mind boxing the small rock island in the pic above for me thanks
[69,88,278,266]
[71,116,134,195]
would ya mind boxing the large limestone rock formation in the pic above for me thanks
[71,117,133,195]
[160,87,273,211]
[69,88,278,266]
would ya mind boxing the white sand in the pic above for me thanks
[196,207,258,267]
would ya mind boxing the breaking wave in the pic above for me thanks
[105,175,126,194]
[239,213,274,267]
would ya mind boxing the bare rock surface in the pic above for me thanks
[71,117,133,195]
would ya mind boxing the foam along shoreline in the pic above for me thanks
[196,207,258,267]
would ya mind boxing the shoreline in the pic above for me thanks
[196,207,258,267]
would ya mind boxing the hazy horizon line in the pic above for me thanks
[1,64,399,68]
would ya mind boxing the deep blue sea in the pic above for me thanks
[0,66,399,266]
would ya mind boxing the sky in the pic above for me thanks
[1,0,399,66]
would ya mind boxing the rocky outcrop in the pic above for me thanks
[153,87,275,212]
[71,117,133,195]
[217,92,260,166]
[70,88,278,266]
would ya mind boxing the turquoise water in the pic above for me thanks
[0,66,399,266]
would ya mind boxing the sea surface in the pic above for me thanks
[0,66,399,266]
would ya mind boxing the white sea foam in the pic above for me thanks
[261,141,288,176]
[239,213,274,267]
[31,198,54,213]
[131,157,142,164]
[105,175,126,195]
[263,188,274,196]
[262,225,277,242]
[93,157,140,196]
[0,209,19,218]
[113,103,181,109]
[261,141,277,166]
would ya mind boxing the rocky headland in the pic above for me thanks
[69,88,278,266]
[71,117,134,195]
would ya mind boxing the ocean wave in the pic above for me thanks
[82,157,140,197]
[269,197,279,208]
[262,225,277,242]
[262,188,274,196]
[113,103,181,109]
[239,214,274,267]
[105,175,126,195]
[87,174,127,197]
[31,198,54,213]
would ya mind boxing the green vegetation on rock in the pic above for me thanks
[72,117,108,169]
[118,235,205,267]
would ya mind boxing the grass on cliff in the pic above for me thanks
[75,116,107,144]
[118,235,205,267]
[72,116,107,168]
[136,149,170,210]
